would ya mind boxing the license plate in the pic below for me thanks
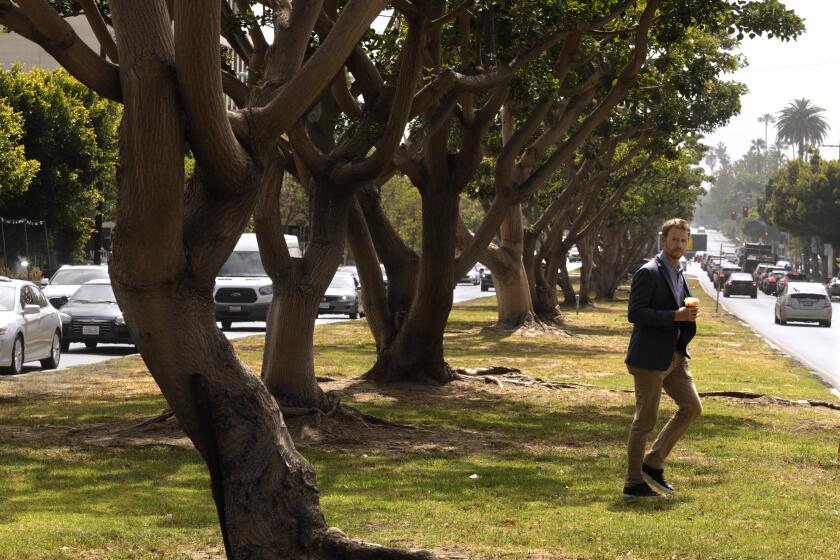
[802,302,813,307]
[319,303,330,309]
[82,325,100,335]
[228,306,241,312]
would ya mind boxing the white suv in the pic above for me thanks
[214,233,301,329]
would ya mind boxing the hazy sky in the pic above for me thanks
[703,0,840,162]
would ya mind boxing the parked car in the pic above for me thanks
[723,272,758,298]
[480,269,494,292]
[319,272,362,319]
[41,264,109,309]
[774,270,807,296]
[0,277,63,375]
[568,246,581,263]
[775,282,832,327]
[214,233,301,329]
[693,251,706,263]
[629,258,650,276]
[59,279,132,351]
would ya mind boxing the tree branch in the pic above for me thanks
[77,0,119,62]
[254,0,386,144]
[174,0,251,191]
[334,15,425,183]
[3,0,122,101]
[431,0,474,30]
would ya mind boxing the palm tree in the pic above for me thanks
[758,113,775,149]
[775,98,830,160]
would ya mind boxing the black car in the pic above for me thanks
[59,279,132,350]
[480,269,494,291]
[723,272,757,298]
[827,277,840,298]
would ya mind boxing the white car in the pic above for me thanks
[0,277,64,375]
[775,282,832,327]
[41,264,109,308]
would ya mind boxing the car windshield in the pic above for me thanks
[50,268,109,285]
[730,274,752,281]
[0,286,15,311]
[70,284,117,303]
[330,275,356,290]
[218,251,267,277]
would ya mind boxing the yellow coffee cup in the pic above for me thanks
[684,297,700,308]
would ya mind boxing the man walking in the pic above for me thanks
[623,218,703,499]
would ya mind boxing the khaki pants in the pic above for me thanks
[625,353,702,486]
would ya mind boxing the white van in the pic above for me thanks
[214,233,301,329]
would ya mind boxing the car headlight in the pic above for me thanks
[258,286,273,296]
[340,295,349,301]
[115,315,126,325]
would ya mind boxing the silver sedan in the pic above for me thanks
[0,277,64,375]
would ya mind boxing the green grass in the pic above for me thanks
[0,280,838,559]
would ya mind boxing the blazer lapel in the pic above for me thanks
[655,255,681,308]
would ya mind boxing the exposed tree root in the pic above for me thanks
[315,527,438,560]
[119,409,175,432]
[452,367,593,391]
[698,391,840,411]
[481,320,571,337]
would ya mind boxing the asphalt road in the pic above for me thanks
[692,230,840,394]
[11,283,492,375]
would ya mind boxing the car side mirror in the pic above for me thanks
[23,304,40,315]
[40,278,49,287]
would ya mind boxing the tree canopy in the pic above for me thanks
[0,66,120,262]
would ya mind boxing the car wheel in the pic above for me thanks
[774,313,780,324]
[723,292,729,298]
[60,339,70,352]
[85,341,98,349]
[481,283,488,292]
[40,332,61,370]
[1,336,24,375]
[779,313,787,325]
[825,320,832,328]
[349,312,359,320]
[221,320,232,330]
[751,293,757,299]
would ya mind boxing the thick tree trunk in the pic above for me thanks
[107,4,339,557]
[556,253,577,305]
[484,204,536,328]
[261,181,353,408]
[577,237,595,305]
[346,201,395,351]
[365,184,459,384]
[493,261,536,328]
[356,187,419,325]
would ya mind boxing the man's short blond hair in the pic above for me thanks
[661,218,690,239]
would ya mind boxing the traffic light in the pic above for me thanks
[730,210,736,220]
[742,206,749,218]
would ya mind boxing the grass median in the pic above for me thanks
[1,279,838,559]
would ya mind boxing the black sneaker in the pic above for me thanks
[642,463,674,495]
[622,482,666,499]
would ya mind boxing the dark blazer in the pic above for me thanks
[625,254,696,371]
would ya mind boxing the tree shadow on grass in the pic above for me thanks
[0,444,213,528]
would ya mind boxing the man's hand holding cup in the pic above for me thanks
[676,296,700,322]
